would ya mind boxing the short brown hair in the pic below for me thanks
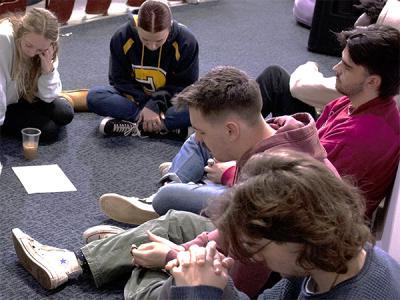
[138,0,172,33]
[337,24,400,97]
[174,66,263,125]
[209,150,372,274]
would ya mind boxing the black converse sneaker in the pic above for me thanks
[99,117,142,137]
[158,127,189,141]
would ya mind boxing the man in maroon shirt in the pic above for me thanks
[315,25,400,219]
[221,24,400,220]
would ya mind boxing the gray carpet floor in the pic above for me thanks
[0,0,338,298]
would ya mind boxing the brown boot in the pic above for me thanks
[59,89,89,112]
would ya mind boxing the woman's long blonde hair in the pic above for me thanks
[9,8,59,101]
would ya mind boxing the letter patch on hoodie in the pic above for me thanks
[133,65,167,94]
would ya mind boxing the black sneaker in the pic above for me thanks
[99,117,142,137]
[133,123,187,141]
[159,127,189,141]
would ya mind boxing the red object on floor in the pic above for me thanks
[85,0,111,16]
[45,0,75,25]
[0,0,26,16]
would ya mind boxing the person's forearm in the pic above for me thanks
[289,62,342,109]
[37,68,62,102]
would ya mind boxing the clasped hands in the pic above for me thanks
[166,241,234,289]
[130,231,233,290]
[138,107,163,133]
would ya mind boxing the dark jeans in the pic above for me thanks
[1,97,74,141]
[87,86,191,131]
[256,65,317,119]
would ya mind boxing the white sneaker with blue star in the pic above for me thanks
[12,228,82,290]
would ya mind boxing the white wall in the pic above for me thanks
[376,163,400,263]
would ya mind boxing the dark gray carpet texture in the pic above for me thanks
[0,0,338,298]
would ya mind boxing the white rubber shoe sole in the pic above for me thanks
[82,225,125,244]
[99,193,159,225]
[98,116,113,135]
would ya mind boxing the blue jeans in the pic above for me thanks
[152,182,227,215]
[161,133,211,183]
[87,86,190,130]
[155,133,227,215]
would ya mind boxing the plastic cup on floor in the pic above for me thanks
[21,128,41,160]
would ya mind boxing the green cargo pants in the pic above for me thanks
[81,210,215,299]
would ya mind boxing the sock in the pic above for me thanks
[74,249,91,275]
